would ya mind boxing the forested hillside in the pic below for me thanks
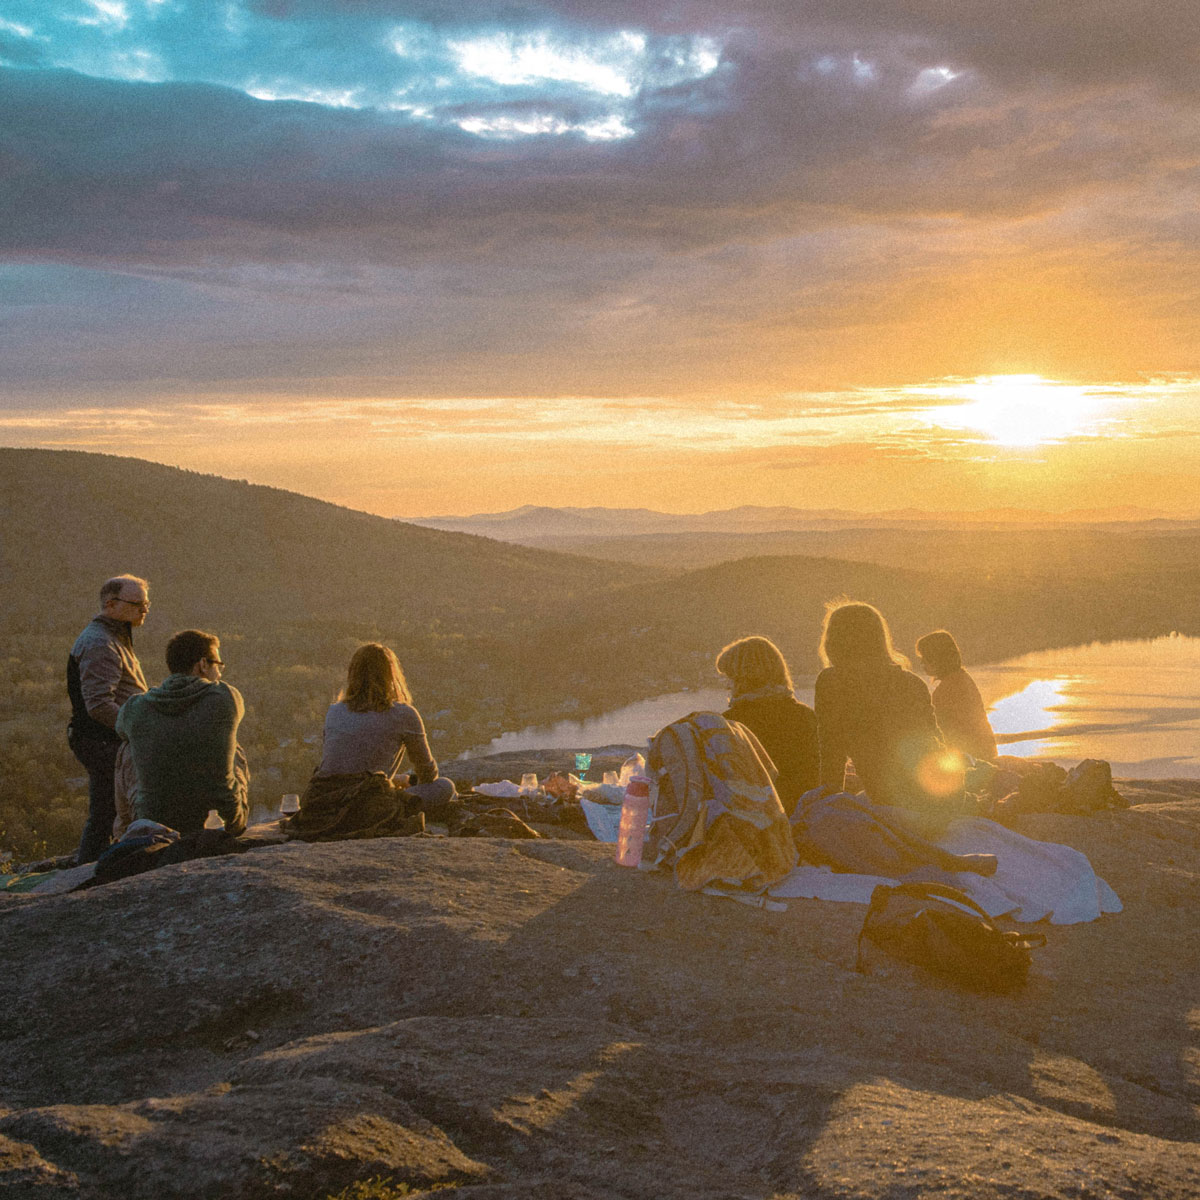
[3,449,1197,859]
[0,450,651,856]
[563,553,1200,692]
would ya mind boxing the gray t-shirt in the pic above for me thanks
[317,701,438,782]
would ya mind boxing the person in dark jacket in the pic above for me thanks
[815,601,963,814]
[67,574,150,863]
[717,635,818,816]
[916,629,998,762]
[117,629,249,836]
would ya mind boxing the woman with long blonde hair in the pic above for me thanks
[290,643,456,840]
[716,635,818,814]
[815,601,960,814]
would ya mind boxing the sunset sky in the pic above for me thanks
[2,1,1198,517]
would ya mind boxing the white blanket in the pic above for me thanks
[768,816,1121,925]
[581,796,623,843]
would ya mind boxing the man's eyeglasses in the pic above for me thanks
[204,657,225,668]
[118,597,150,610]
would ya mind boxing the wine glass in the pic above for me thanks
[574,752,592,780]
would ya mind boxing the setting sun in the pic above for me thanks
[920,375,1112,447]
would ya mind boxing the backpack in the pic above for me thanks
[857,881,1046,992]
[643,711,796,892]
[1060,759,1126,813]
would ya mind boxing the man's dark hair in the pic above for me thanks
[166,630,219,675]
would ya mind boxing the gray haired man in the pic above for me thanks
[67,575,150,862]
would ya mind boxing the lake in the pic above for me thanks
[471,634,1200,778]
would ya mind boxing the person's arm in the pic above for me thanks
[215,685,248,833]
[959,671,998,759]
[797,704,821,794]
[223,744,251,837]
[78,638,126,729]
[907,671,943,739]
[394,705,438,784]
[815,674,848,790]
[115,694,134,742]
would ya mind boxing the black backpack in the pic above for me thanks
[1061,759,1126,813]
[856,881,1046,992]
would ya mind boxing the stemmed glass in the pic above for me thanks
[574,752,592,780]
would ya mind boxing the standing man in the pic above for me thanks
[117,629,250,836]
[67,574,150,863]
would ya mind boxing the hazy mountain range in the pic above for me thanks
[410,503,1200,542]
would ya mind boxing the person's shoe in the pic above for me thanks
[398,812,426,837]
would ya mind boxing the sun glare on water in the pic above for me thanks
[920,375,1107,447]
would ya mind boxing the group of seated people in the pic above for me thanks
[126,637,450,844]
[69,573,994,862]
[67,573,457,860]
[716,601,997,822]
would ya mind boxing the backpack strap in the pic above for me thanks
[883,880,996,923]
[856,882,894,972]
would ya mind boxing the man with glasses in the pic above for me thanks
[68,575,150,863]
[116,629,250,837]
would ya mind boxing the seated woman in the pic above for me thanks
[814,601,963,818]
[916,629,998,762]
[717,635,818,816]
[290,643,456,841]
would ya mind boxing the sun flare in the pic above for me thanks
[920,375,1108,447]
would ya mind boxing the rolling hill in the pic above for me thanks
[3,448,1198,858]
[0,449,648,637]
[0,449,650,855]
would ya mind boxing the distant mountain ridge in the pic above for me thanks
[410,503,1200,542]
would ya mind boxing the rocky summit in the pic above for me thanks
[2,779,1199,1200]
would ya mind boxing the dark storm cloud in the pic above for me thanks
[2,44,1193,271]
[2,1,1199,403]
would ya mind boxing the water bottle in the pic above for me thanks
[614,776,651,867]
[203,809,225,831]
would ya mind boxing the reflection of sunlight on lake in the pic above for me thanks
[986,678,1070,757]
[973,634,1200,775]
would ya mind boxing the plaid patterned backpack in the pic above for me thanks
[642,711,797,894]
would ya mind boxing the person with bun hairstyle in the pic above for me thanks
[815,601,961,813]
[916,629,998,762]
[717,635,818,816]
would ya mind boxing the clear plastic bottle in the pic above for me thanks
[203,809,226,831]
[618,753,646,787]
[615,776,651,867]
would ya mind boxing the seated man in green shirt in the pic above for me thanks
[117,629,250,836]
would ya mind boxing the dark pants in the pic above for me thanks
[71,734,119,864]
